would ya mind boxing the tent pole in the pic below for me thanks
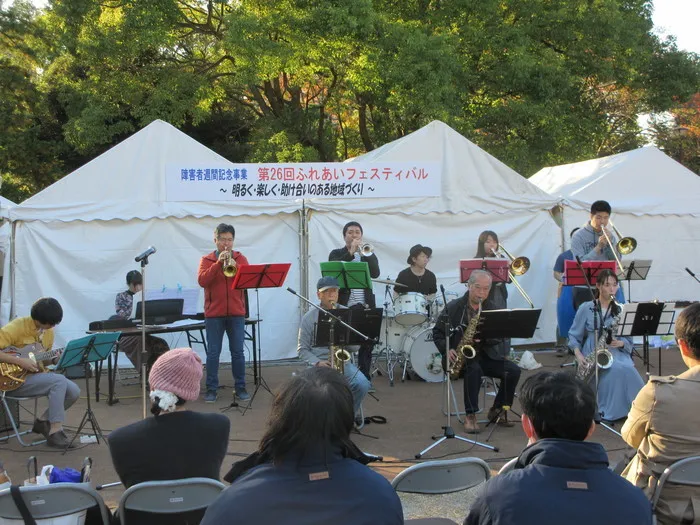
[299,203,309,315]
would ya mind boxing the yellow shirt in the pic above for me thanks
[0,317,54,351]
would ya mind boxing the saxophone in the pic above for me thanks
[449,300,482,381]
[576,297,618,382]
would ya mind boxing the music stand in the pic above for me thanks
[320,261,372,291]
[617,302,675,375]
[459,259,509,284]
[232,263,291,415]
[56,332,121,451]
[616,260,652,303]
[563,260,616,286]
[477,308,541,441]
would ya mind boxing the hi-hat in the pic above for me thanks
[373,278,407,288]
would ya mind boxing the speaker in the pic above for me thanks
[0,397,20,433]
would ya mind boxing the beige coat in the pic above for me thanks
[622,365,700,524]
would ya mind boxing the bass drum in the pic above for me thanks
[402,325,444,383]
[379,315,409,351]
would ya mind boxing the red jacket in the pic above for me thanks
[198,250,249,318]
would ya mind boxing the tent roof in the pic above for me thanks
[9,120,298,223]
[0,195,16,219]
[311,120,558,214]
[530,146,700,216]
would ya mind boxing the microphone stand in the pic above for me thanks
[415,285,498,458]
[574,256,622,438]
[686,267,700,286]
[137,253,153,420]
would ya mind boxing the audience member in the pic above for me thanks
[464,371,652,525]
[622,302,700,524]
[202,367,403,525]
[109,348,230,525]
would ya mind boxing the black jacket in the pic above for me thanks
[464,439,652,525]
[328,247,380,308]
[432,293,502,360]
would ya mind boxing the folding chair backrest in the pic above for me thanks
[0,483,111,524]
[651,456,700,509]
[391,457,491,494]
[497,457,518,475]
[118,477,225,524]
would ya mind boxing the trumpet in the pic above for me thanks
[222,250,237,277]
[600,220,637,273]
[491,245,534,308]
[359,243,374,257]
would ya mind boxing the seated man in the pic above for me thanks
[113,269,169,375]
[297,276,370,422]
[464,371,652,525]
[109,348,230,525]
[0,297,79,448]
[203,367,403,525]
[622,302,700,524]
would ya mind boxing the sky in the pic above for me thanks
[8,0,700,55]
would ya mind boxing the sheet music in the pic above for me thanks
[617,302,675,337]
[145,287,200,315]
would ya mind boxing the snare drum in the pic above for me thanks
[394,292,428,326]
[429,291,459,323]
[402,325,444,382]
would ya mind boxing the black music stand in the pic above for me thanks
[616,260,652,302]
[459,259,509,284]
[56,332,121,451]
[617,301,675,375]
[315,309,382,347]
[478,308,541,441]
[232,262,291,415]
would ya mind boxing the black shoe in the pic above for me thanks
[47,430,75,449]
[31,419,50,438]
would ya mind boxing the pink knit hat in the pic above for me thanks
[148,348,203,401]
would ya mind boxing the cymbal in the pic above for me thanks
[373,278,407,288]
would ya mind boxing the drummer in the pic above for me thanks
[394,244,438,300]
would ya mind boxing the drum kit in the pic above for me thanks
[374,278,458,386]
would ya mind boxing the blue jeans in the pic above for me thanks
[205,316,246,392]
[342,361,371,415]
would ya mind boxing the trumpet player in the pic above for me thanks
[328,221,380,380]
[432,270,521,434]
[297,276,371,421]
[198,223,250,403]
[568,269,643,421]
[570,200,625,309]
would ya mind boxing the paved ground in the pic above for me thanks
[0,347,683,521]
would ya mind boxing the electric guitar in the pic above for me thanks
[0,343,63,392]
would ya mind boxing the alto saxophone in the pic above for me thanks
[449,300,482,381]
[576,296,618,382]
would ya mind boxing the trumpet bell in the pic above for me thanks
[617,237,637,255]
[223,265,237,278]
[510,256,530,276]
[360,243,374,257]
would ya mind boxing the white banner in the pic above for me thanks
[165,162,441,201]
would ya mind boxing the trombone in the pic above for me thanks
[491,245,535,308]
[600,220,637,273]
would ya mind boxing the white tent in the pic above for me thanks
[307,121,563,346]
[0,196,17,325]
[7,120,302,363]
[531,146,700,302]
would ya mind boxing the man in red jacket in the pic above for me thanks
[198,223,249,403]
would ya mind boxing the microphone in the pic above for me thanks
[134,246,156,262]
[575,255,583,266]
[687,267,697,278]
[287,287,297,295]
[440,284,445,293]
[331,302,349,310]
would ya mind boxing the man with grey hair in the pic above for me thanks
[433,270,521,434]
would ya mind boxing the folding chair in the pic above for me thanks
[0,391,46,447]
[391,457,491,494]
[117,477,225,525]
[0,482,111,524]
[497,457,518,475]
[650,455,700,525]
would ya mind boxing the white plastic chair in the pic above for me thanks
[0,482,111,524]
[117,477,225,525]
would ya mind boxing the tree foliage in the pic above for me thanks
[0,0,698,201]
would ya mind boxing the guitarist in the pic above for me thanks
[0,297,79,448]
